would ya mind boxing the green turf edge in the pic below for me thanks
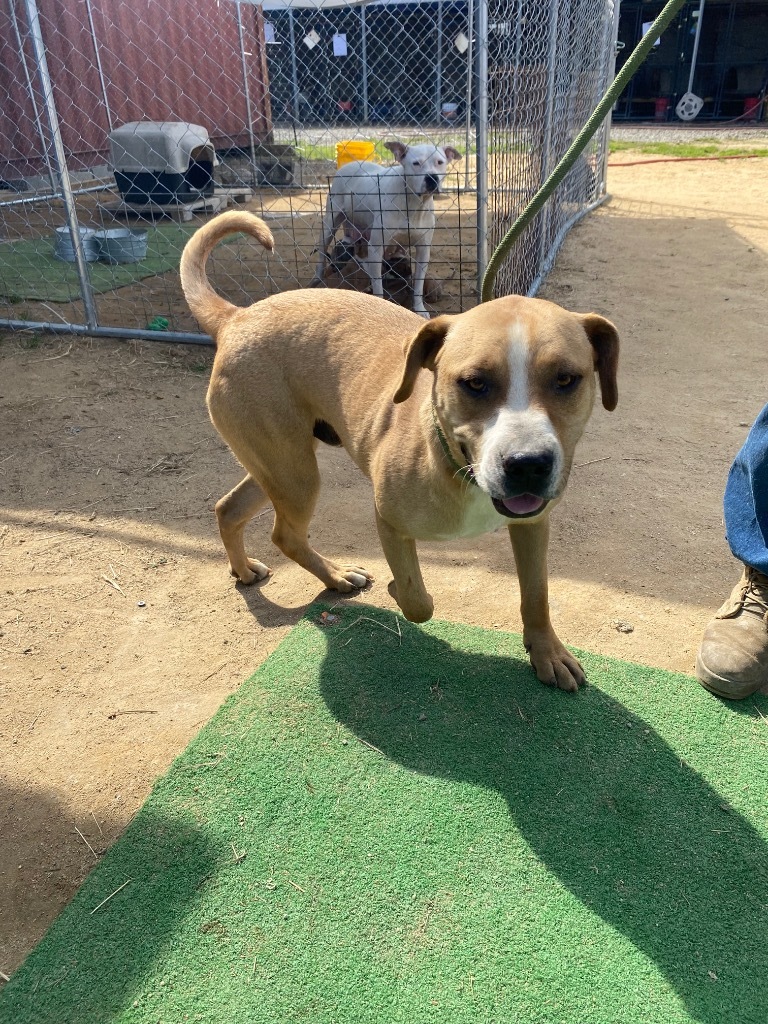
[0,223,196,303]
[2,602,767,1024]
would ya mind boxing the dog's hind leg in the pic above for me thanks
[360,237,385,299]
[411,239,432,317]
[266,453,374,593]
[216,475,273,585]
[310,199,344,285]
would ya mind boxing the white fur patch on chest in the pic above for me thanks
[428,485,508,540]
[456,486,508,537]
[387,220,433,244]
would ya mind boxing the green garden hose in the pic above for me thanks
[480,0,689,303]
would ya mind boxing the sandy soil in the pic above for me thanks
[2,151,767,977]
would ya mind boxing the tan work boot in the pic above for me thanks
[696,565,768,699]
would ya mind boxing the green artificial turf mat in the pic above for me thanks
[3,604,768,1024]
[0,223,195,302]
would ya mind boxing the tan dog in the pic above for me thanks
[180,211,619,692]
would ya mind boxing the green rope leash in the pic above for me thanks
[480,0,688,304]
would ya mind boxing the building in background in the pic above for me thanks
[0,0,271,183]
[262,0,766,128]
[614,0,767,122]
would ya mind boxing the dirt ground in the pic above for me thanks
[2,151,767,978]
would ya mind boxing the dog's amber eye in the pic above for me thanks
[461,376,489,397]
[555,373,581,392]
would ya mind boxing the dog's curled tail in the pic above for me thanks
[179,210,275,339]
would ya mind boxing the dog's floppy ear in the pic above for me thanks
[443,147,462,162]
[578,313,619,411]
[393,316,453,404]
[384,140,408,163]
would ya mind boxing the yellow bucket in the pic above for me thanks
[335,140,377,168]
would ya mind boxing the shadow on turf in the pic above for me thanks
[319,606,768,1024]
[0,803,219,1024]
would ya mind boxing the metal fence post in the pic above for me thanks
[21,0,98,330]
[7,0,55,189]
[235,0,259,181]
[475,0,489,290]
[361,4,369,124]
[599,0,621,195]
[288,7,301,125]
[84,0,113,133]
[463,0,474,191]
[538,0,561,280]
[435,0,443,124]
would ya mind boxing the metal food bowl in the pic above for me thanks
[53,225,99,262]
[93,228,148,264]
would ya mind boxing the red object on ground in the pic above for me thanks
[743,97,760,121]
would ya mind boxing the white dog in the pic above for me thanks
[311,141,461,316]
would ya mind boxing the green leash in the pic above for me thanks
[480,0,688,303]
[432,404,478,486]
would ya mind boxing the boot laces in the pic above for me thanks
[741,567,768,620]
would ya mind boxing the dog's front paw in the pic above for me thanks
[524,632,586,692]
[414,308,431,319]
[333,565,374,592]
[387,580,434,623]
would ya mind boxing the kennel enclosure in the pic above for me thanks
[0,0,619,342]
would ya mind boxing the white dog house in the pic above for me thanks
[109,121,217,204]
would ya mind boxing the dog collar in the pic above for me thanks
[431,404,478,487]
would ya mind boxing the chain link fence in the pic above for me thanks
[484,0,618,297]
[0,0,617,344]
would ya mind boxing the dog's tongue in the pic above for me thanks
[501,494,545,515]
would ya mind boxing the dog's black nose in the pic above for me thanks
[424,174,440,192]
[501,451,554,492]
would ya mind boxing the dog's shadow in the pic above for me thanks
[316,606,768,1023]
[233,572,374,631]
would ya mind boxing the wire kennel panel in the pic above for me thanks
[261,0,477,315]
[0,0,272,341]
[483,0,617,298]
[1,0,616,344]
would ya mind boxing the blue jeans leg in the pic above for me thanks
[724,403,768,575]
